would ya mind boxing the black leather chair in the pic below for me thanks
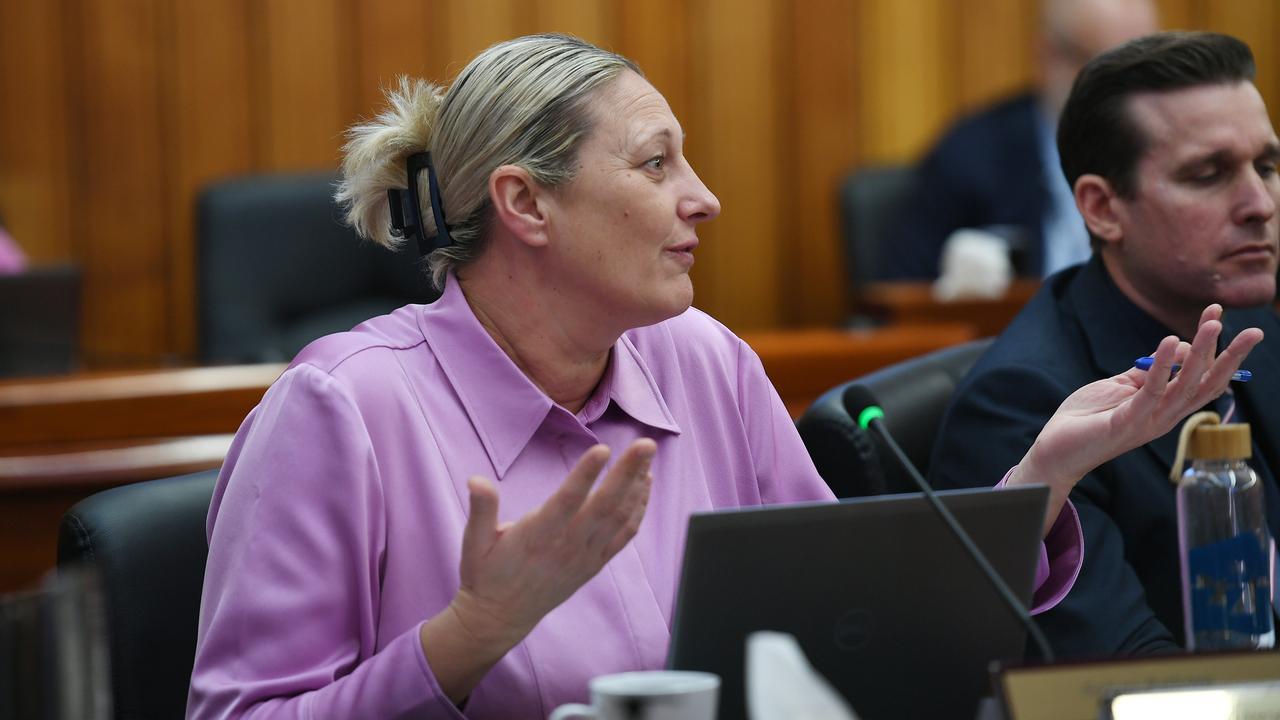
[0,264,81,377]
[797,338,993,497]
[58,469,219,720]
[838,164,915,302]
[197,172,438,364]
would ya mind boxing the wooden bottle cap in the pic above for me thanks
[1188,423,1252,460]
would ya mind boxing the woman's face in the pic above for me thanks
[541,70,720,331]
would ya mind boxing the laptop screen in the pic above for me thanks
[667,485,1049,720]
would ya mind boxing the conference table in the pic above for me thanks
[859,279,1040,338]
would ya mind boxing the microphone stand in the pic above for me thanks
[866,417,1056,664]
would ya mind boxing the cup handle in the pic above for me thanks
[549,702,596,720]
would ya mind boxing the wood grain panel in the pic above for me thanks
[743,323,978,417]
[854,0,954,164]
[0,1,73,265]
[529,0,611,45]
[1202,0,1277,111]
[258,0,352,170]
[165,0,256,361]
[785,0,860,325]
[689,0,784,331]
[353,0,439,113]
[861,279,1040,338]
[0,364,282,449]
[76,0,170,366]
[7,0,1280,370]
[444,0,523,74]
[613,0,693,139]
[956,0,1036,111]
[1154,0,1202,31]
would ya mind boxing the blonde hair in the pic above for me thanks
[337,34,639,289]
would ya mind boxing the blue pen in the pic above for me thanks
[1133,356,1252,382]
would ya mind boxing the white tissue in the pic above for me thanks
[932,228,1014,301]
[746,631,860,720]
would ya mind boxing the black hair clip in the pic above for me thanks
[386,151,453,256]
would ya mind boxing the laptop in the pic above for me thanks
[0,265,81,377]
[666,485,1049,720]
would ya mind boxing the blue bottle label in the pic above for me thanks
[1188,533,1273,637]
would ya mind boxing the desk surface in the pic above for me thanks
[0,363,286,450]
[860,280,1039,339]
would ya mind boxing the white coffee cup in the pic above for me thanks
[549,670,720,720]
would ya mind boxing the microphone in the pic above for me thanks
[843,386,1056,664]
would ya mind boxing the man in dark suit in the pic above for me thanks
[931,31,1280,657]
[880,0,1156,280]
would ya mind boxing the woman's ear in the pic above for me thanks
[489,165,549,247]
[1074,174,1125,246]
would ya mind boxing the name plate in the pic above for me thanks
[995,650,1280,720]
[1107,680,1280,719]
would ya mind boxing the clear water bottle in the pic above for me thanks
[1177,422,1274,651]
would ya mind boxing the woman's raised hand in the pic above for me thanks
[421,439,655,701]
[1012,304,1263,535]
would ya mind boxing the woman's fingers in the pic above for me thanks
[601,471,652,559]
[1172,318,1222,397]
[462,476,501,568]
[539,444,612,524]
[1199,303,1223,326]
[1121,335,1179,415]
[1195,327,1264,401]
[580,440,654,515]
[578,439,656,553]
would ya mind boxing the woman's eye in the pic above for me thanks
[645,155,665,170]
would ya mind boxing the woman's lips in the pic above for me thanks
[664,247,696,267]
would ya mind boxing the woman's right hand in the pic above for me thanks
[420,439,655,702]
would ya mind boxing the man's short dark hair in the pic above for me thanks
[1057,31,1256,200]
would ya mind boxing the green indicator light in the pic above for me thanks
[857,405,885,430]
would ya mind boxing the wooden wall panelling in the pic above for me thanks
[613,0,693,125]
[76,0,170,367]
[1202,0,1278,117]
[258,0,354,171]
[1154,0,1202,31]
[0,0,74,265]
[853,0,956,164]
[165,0,257,361]
[443,0,525,75]
[352,0,439,113]
[784,0,860,325]
[28,0,1280,354]
[688,0,785,331]
[529,0,612,45]
[955,0,1036,111]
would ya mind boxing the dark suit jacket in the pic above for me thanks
[930,256,1280,658]
[880,92,1048,280]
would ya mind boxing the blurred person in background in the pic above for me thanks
[880,0,1157,280]
[0,213,27,274]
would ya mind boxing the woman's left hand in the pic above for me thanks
[1011,304,1264,535]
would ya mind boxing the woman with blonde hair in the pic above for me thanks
[187,33,1261,719]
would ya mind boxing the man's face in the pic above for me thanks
[1106,81,1279,322]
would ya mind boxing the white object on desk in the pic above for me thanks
[548,670,719,720]
[933,228,1014,301]
[746,631,859,720]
